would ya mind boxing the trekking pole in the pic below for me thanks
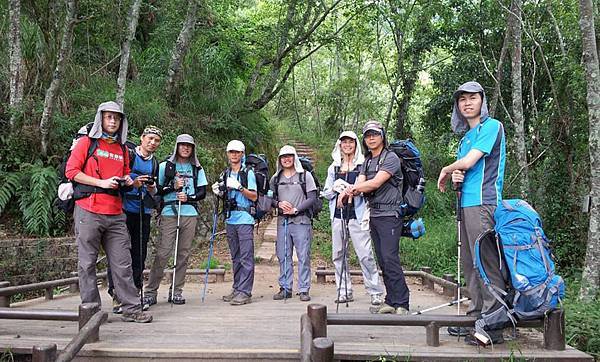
[202,196,220,302]
[170,199,182,306]
[283,216,289,303]
[412,297,470,315]
[138,187,144,309]
[454,181,463,317]
[336,203,350,313]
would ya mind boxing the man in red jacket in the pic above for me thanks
[65,101,152,323]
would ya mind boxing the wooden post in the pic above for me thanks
[79,303,100,343]
[45,287,54,300]
[216,269,225,283]
[544,309,565,350]
[316,266,326,284]
[0,281,10,307]
[312,337,334,362]
[69,272,79,293]
[443,274,456,297]
[32,344,57,362]
[425,322,440,347]
[420,267,433,289]
[307,304,327,338]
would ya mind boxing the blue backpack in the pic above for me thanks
[474,199,565,339]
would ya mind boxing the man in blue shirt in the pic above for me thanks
[108,125,162,313]
[437,81,508,346]
[143,134,208,307]
[212,140,258,305]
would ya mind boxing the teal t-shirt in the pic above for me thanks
[225,168,257,225]
[457,117,506,207]
[158,161,208,216]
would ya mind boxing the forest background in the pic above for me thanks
[0,0,599,357]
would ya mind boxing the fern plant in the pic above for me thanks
[0,172,22,214]
[18,163,60,236]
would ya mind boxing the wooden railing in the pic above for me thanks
[0,302,107,362]
[0,268,225,307]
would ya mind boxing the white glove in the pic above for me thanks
[211,182,223,196]
[226,177,243,191]
[360,207,370,231]
[332,178,350,194]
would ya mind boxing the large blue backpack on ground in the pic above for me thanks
[474,199,565,337]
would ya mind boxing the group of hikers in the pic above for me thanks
[64,80,510,346]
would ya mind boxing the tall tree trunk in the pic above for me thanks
[165,0,201,105]
[39,0,77,157]
[292,68,302,132]
[578,0,600,302]
[8,0,24,128]
[309,55,322,135]
[489,22,512,118]
[510,0,529,197]
[116,0,143,108]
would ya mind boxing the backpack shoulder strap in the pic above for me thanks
[164,160,176,184]
[151,156,159,178]
[299,171,307,197]
[239,167,248,189]
[81,138,99,172]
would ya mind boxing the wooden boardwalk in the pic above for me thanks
[0,266,592,361]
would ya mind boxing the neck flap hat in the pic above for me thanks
[88,101,128,144]
[361,120,387,155]
[167,134,201,167]
[451,81,490,134]
[331,130,364,167]
[277,145,304,174]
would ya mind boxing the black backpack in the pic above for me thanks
[274,156,323,219]
[156,158,205,213]
[388,139,426,216]
[219,153,272,220]
[365,140,425,217]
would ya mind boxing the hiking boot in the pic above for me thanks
[371,303,396,314]
[142,294,156,310]
[335,293,354,303]
[112,296,122,314]
[230,292,252,306]
[370,294,383,306]
[448,326,470,337]
[299,292,311,302]
[465,329,504,346]
[396,307,410,315]
[223,290,237,302]
[121,311,153,323]
[273,288,292,300]
[168,293,186,305]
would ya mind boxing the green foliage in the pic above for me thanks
[18,163,60,236]
[0,172,22,215]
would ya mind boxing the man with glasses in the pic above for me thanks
[345,120,410,314]
[65,101,152,323]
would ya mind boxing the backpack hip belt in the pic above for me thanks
[74,184,120,199]
[369,201,404,210]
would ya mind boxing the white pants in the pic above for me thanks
[331,217,383,296]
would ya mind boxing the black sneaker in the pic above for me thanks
[448,326,470,337]
[142,294,157,310]
[465,329,504,346]
[168,293,186,305]
[273,288,292,300]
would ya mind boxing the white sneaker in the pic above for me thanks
[370,294,383,306]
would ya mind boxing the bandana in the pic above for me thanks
[142,125,163,138]
[101,132,119,144]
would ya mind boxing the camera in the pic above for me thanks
[116,178,128,188]
[218,181,227,193]
[142,176,155,186]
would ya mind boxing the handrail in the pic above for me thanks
[0,308,78,321]
[56,310,107,362]
[0,268,226,307]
